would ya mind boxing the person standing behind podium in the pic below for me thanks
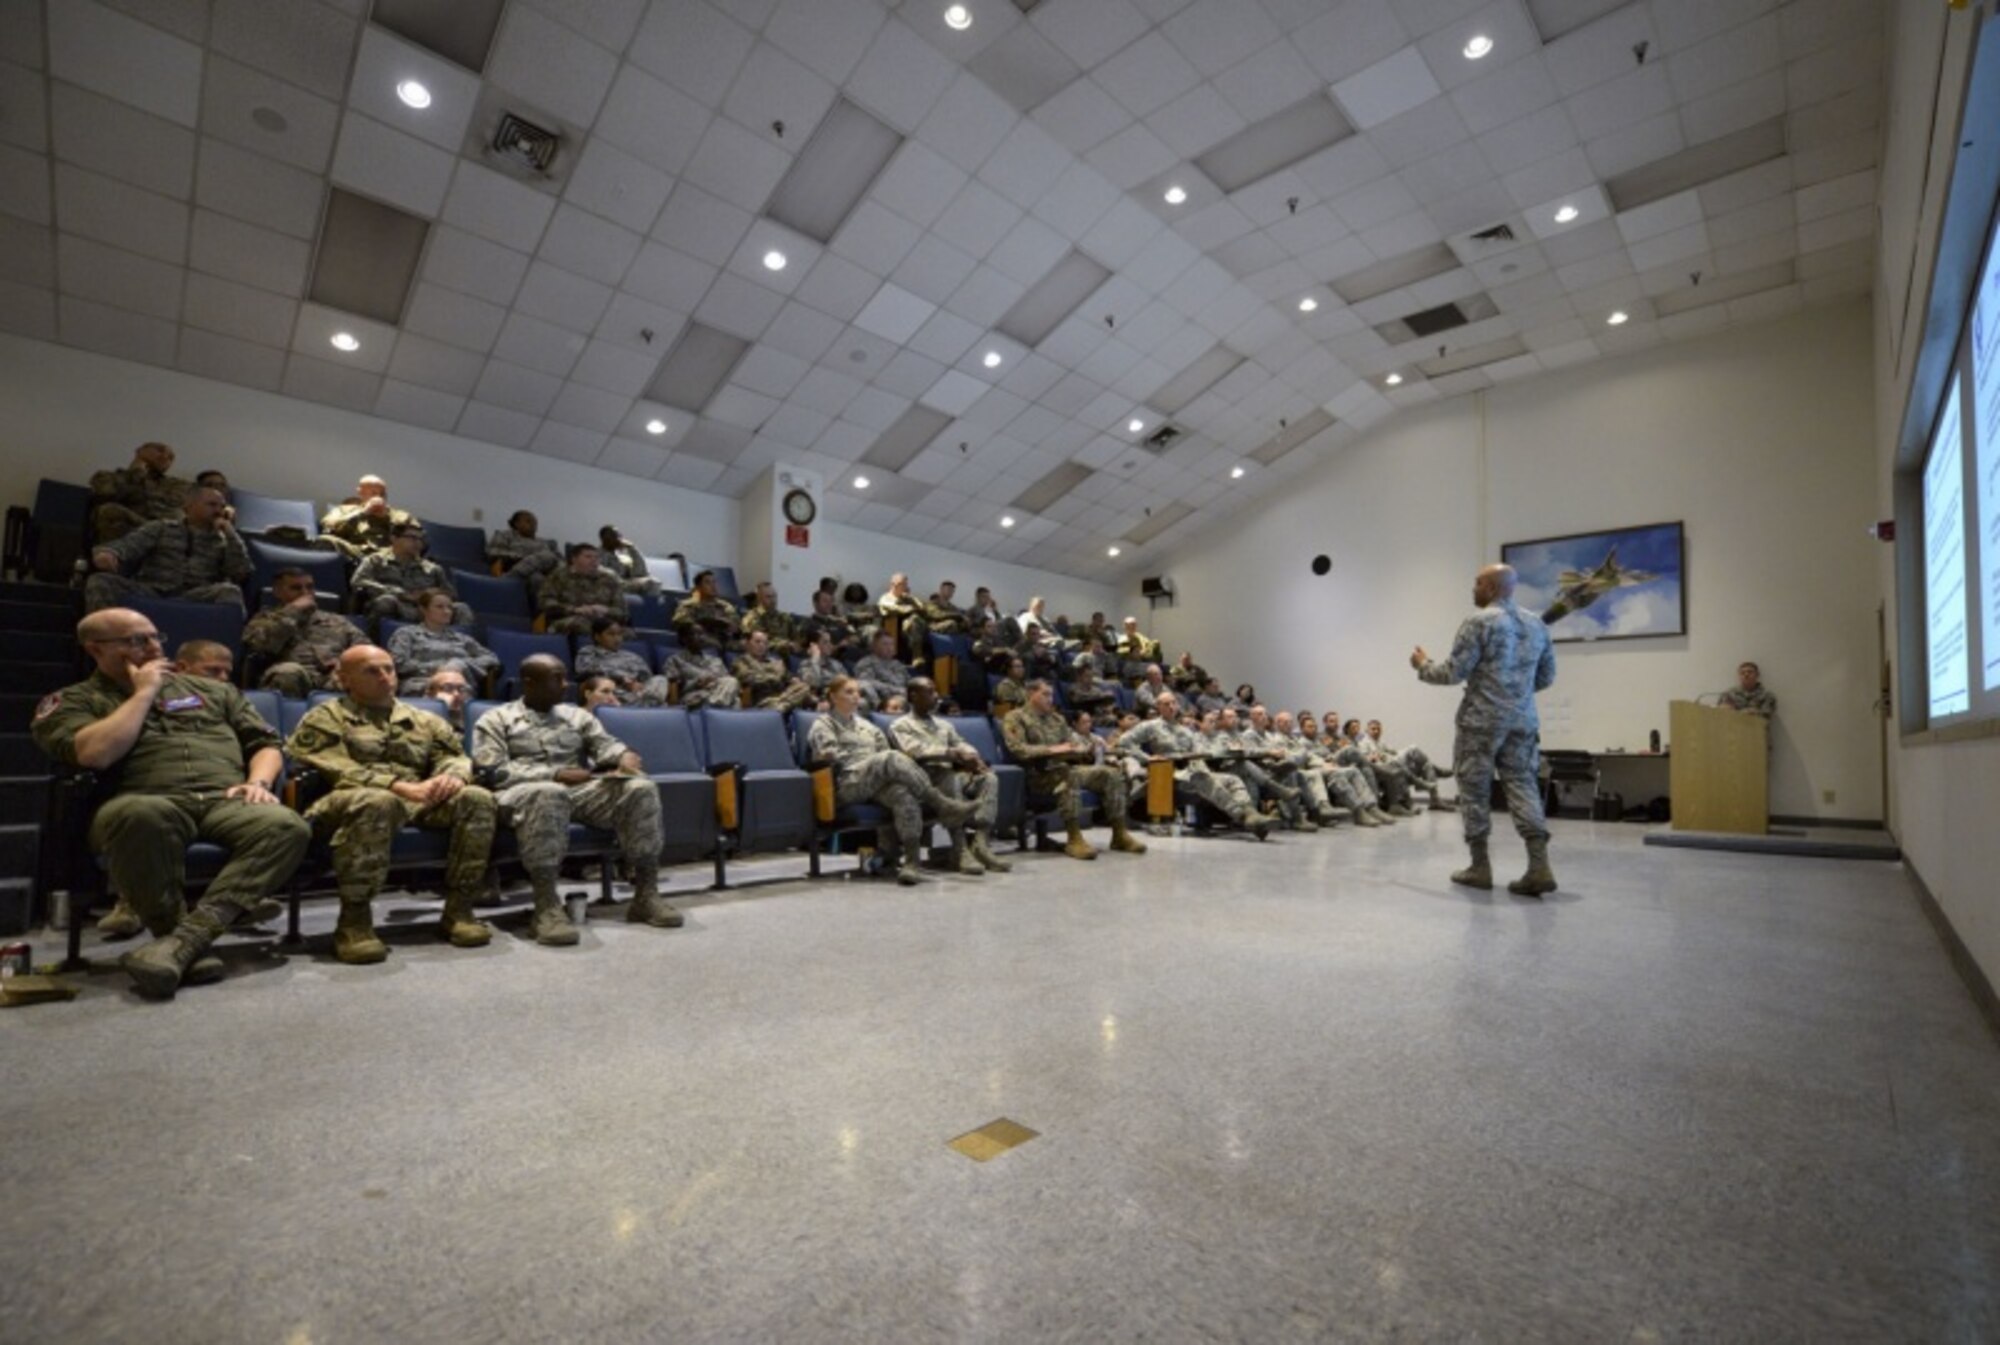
[1411,563,1558,896]
[1719,662,1776,718]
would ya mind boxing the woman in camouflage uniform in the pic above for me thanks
[387,589,498,695]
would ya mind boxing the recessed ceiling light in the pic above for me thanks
[1298,296,1318,312]
[1607,310,1630,326]
[762,249,787,272]
[853,474,871,489]
[1127,417,1145,433]
[396,79,431,110]
[1230,466,1246,479]
[1553,203,1579,224]
[1163,184,1188,205]
[645,418,667,435]
[943,3,972,30]
[1000,514,1016,528]
[1463,34,1494,59]
[1384,372,1403,386]
[1107,545,1121,558]
[982,350,1003,369]
[329,331,360,352]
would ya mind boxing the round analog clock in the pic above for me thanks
[782,488,817,526]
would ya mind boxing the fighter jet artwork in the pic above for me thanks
[1538,547,1656,624]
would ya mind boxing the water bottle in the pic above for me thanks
[1649,729,1660,753]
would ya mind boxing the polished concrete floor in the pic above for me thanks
[4,814,1998,1342]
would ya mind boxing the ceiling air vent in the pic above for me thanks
[1470,223,1515,244]
[493,112,560,175]
[1142,424,1182,452]
[1403,302,1470,338]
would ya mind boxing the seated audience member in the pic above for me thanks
[1367,718,1451,808]
[574,617,671,706]
[795,628,849,700]
[1720,661,1777,718]
[423,669,474,742]
[1002,680,1144,861]
[244,566,365,698]
[487,510,561,593]
[1018,595,1050,640]
[577,674,621,713]
[969,586,1001,627]
[387,589,498,694]
[89,441,190,542]
[318,475,415,561]
[923,580,967,638]
[353,523,472,625]
[841,582,880,648]
[853,630,913,711]
[805,676,977,887]
[1116,617,1162,682]
[173,639,235,684]
[1066,661,1118,716]
[1195,678,1230,716]
[1210,707,1311,831]
[1134,665,1170,718]
[193,471,235,524]
[472,654,682,943]
[1339,718,1418,816]
[287,646,498,963]
[32,608,310,999]
[804,587,863,663]
[1167,652,1208,693]
[742,581,800,656]
[665,625,739,710]
[670,568,741,647]
[878,572,924,653]
[1115,690,1267,839]
[1233,683,1258,711]
[597,525,661,597]
[1071,635,1113,681]
[992,656,1028,718]
[970,616,1015,674]
[85,485,249,613]
[540,542,629,636]
[733,628,814,711]
[889,677,1008,874]
[1257,710,1346,826]
[1297,715,1388,825]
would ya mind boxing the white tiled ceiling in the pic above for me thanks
[10,0,1885,579]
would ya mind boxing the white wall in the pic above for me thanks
[1876,4,2000,989]
[1142,301,1881,823]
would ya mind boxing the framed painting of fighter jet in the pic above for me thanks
[1501,521,1686,643]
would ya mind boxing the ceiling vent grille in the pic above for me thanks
[493,112,560,175]
[1403,302,1470,338]
[1374,291,1499,345]
[1141,424,1183,453]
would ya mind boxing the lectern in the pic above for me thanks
[1668,700,1767,834]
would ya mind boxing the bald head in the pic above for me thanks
[337,644,398,707]
[1474,563,1517,608]
[76,607,165,683]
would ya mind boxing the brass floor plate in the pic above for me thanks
[947,1118,1039,1162]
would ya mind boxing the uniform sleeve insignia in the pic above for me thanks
[33,692,63,721]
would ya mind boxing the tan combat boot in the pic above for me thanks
[968,832,1013,872]
[1508,837,1558,897]
[530,878,580,946]
[439,888,493,947]
[954,839,986,875]
[97,895,142,940]
[1063,821,1099,860]
[1451,839,1493,890]
[1108,819,1148,854]
[121,900,236,1000]
[334,899,388,964]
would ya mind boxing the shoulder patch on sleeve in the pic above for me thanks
[33,692,64,722]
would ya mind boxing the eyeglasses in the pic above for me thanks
[90,631,164,651]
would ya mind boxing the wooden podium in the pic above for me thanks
[1668,700,1767,834]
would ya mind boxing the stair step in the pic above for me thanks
[0,777,47,817]
[5,633,73,664]
[0,662,70,696]
[0,694,46,725]
[0,581,76,607]
[0,876,31,937]
[0,824,39,879]
[0,736,44,775]
[0,601,74,634]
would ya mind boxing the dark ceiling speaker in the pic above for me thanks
[1140,575,1174,597]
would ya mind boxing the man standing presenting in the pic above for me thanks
[473,655,682,944]
[32,609,310,999]
[1411,563,1558,895]
[287,646,498,962]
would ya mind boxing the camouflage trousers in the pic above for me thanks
[1292,768,1335,817]
[678,677,740,710]
[746,680,815,713]
[1315,763,1376,810]
[920,763,1000,838]
[308,785,497,902]
[90,792,311,935]
[1454,725,1547,843]
[83,573,245,614]
[262,662,340,700]
[609,676,674,707]
[89,503,149,543]
[833,752,963,853]
[497,776,661,891]
[1172,765,1254,823]
[1393,747,1439,783]
[365,594,475,626]
[1037,762,1129,826]
[503,552,560,592]
[1340,750,1412,808]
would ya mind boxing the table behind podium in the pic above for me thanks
[1668,700,1766,834]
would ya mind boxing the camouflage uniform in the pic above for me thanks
[923,594,967,637]
[890,710,1000,838]
[1242,725,1336,822]
[89,464,189,541]
[1166,661,1208,694]
[1115,717,1256,824]
[319,502,415,560]
[671,593,740,646]
[540,566,629,636]
[1134,681,1170,718]
[795,653,848,697]
[991,677,1027,717]
[733,652,813,712]
[852,653,911,710]
[742,605,800,657]
[665,646,739,710]
[286,697,496,905]
[1335,736,1415,810]
[1065,674,1118,716]
[487,529,560,593]
[602,542,661,597]
[352,552,472,625]
[1300,733,1378,811]
[85,520,250,612]
[1116,632,1162,683]
[471,701,663,892]
[1201,724,1297,820]
[806,710,967,857]
[878,591,925,655]
[387,622,499,696]
[1002,702,1131,825]
[32,671,310,941]
[243,602,367,698]
[804,609,860,660]
[1720,685,1777,718]
[1417,596,1556,843]
[574,643,671,706]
